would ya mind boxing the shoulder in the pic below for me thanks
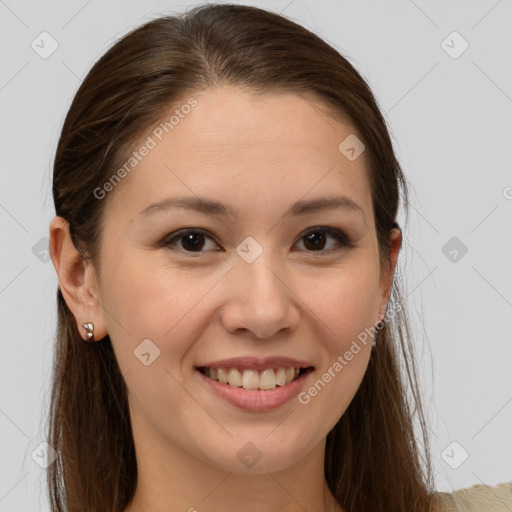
[433,481,512,512]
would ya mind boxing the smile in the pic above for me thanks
[198,366,314,391]
[196,365,315,412]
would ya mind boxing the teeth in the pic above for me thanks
[259,369,276,390]
[228,368,242,387]
[203,366,305,390]
[218,368,228,384]
[276,368,287,386]
[242,369,260,389]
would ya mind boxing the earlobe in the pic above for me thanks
[49,216,108,341]
[378,227,402,317]
[389,227,402,277]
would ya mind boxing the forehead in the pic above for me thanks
[104,85,372,221]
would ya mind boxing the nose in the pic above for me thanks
[220,250,300,339]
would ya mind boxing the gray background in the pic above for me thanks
[1,0,511,510]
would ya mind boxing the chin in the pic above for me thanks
[196,434,315,475]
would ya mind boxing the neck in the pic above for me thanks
[124,426,344,512]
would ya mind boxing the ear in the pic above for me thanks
[377,227,402,318]
[49,216,108,342]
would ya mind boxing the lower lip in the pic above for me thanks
[196,368,313,412]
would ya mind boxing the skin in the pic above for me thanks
[50,85,401,512]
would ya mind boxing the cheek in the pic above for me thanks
[304,260,380,342]
[101,249,195,334]
[297,267,378,431]
[101,250,225,377]
[98,251,186,366]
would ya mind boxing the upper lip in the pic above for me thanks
[196,356,314,371]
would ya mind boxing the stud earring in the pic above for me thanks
[372,313,385,348]
[82,322,95,342]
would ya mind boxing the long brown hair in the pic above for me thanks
[48,4,437,511]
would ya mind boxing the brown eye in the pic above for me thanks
[164,229,219,253]
[296,228,350,253]
[180,232,206,251]
[162,226,351,255]
[303,231,327,251]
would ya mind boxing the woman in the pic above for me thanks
[47,3,511,511]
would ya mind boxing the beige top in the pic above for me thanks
[435,481,512,511]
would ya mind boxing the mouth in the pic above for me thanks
[195,365,315,391]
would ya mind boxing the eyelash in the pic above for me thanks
[161,227,353,255]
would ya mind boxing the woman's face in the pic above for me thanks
[90,85,400,474]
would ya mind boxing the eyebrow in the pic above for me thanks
[139,195,365,223]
